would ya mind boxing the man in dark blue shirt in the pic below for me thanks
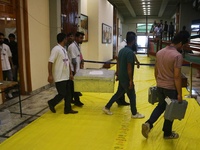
[103,32,145,118]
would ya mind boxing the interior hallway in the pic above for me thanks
[0,55,200,150]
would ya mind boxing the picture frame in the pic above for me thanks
[118,27,122,36]
[80,14,88,42]
[102,23,112,44]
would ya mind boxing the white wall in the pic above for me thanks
[85,0,99,68]
[49,0,61,49]
[28,0,50,91]
[81,0,113,69]
[98,0,113,62]
[79,0,89,68]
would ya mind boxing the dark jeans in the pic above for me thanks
[105,82,137,115]
[69,80,80,102]
[3,70,13,96]
[12,65,19,81]
[72,71,81,103]
[116,94,126,104]
[146,87,178,136]
[3,70,13,81]
[49,80,72,112]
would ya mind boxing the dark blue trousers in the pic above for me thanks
[105,82,137,115]
[146,87,178,136]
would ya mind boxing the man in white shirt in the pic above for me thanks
[68,32,85,106]
[47,33,78,114]
[118,39,127,52]
[0,32,14,98]
[0,33,13,80]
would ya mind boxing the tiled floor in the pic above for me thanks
[0,56,199,144]
[0,86,57,143]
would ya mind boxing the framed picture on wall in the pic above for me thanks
[80,14,88,42]
[102,23,112,44]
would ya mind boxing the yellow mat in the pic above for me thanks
[0,55,200,150]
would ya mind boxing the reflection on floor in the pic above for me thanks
[0,55,199,149]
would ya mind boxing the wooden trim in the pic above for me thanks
[16,0,25,94]
[23,0,32,92]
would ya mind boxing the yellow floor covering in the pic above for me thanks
[0,55,200,150]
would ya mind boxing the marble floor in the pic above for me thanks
[0,86,57,143]
[0,60,199,144]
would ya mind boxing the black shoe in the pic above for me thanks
[64,109,78,114]
[78,92,83,96]
[71,99,75,104]
[48,100,56,113]
[117,101,130,106]
[74,101,84,107]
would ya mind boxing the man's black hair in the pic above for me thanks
[172,32,189,45]
[75,32,85,37]
[67,32,74,37]
[8,33,16,38]
[0,32,4,36]
[57,33,67,43]
[126,31,136,44]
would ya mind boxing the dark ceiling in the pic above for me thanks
[107,0,194,19]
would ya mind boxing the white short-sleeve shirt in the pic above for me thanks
[118,39,127,52]
[0,43,12,71]
[49,44,70,82]
[68,42,81,72]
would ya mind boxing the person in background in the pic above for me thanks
[8,33,18,81]
[159,20,164,39]
[150,21,156,35]
[151,20,157,38]
[102,31,145,119]
[0,32,14,98]
[154,23,162,40]
[163,21,168,40]
[168,22,175,41]
[66,32,74,50]
[180,26,190,41]
[141,32,189,139]
[68,32,85,106]
[47,33,78,114]
[179,26,191,54]
[3,38,9,45]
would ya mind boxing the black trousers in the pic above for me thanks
[71,72,80,103]
[49,80,72,112]
[146,87,178,136]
